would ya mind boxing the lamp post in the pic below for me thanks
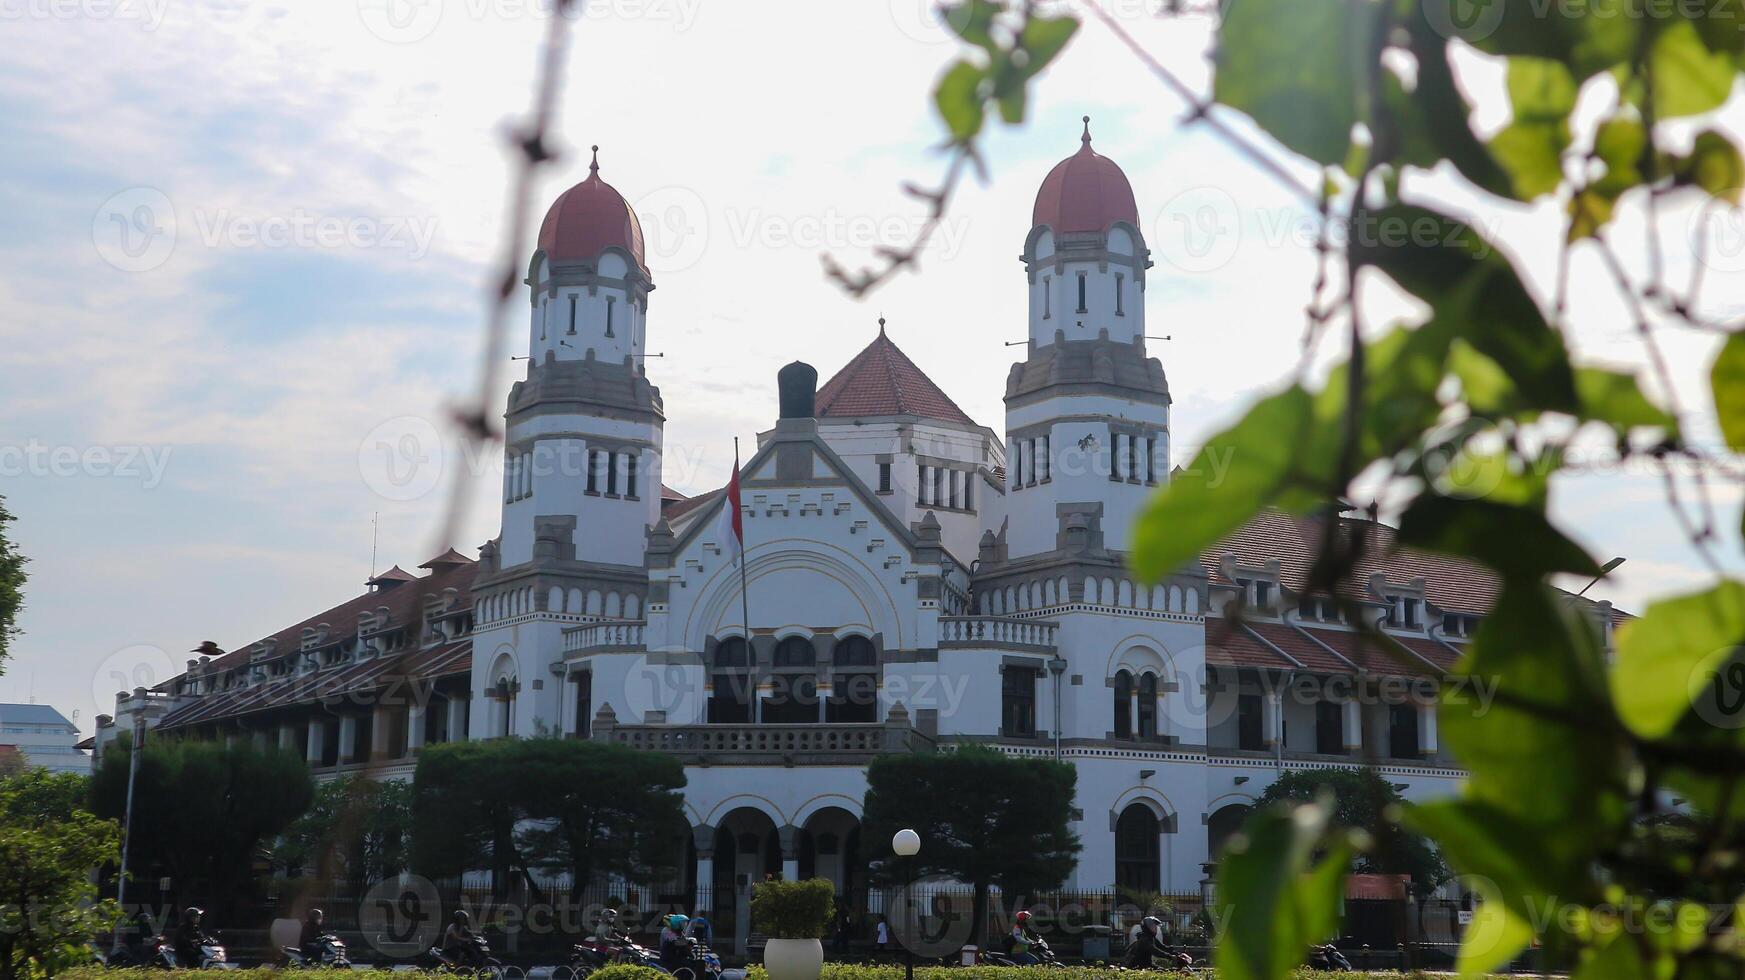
[892,829,920,980]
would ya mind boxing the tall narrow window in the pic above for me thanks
[585,450,599,494]
[916,464,927,505]
[1315,700,1343,754]
[1115,273,1125,315]
[1389,702,1420,758]
[1238,693,1264,750]
[1115,804,1161,893]
[1002,665,1039,737]
[567,294,577,334]
[1137,672,1158,738]
[574,671,592,738]
[605,297,616,337]
[625,454,638,498]
[606,452,619,496]
[708,638,753,724]
[1113,670,1133,738]
[1043,277,1051,318]
[964,474,974,510]
[1076,272,1087,313]
[1036,436,1049,482]
[827,636,878,723]
[932,467,943,506]
[878,462,891,493]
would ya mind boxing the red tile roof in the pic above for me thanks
[1204,509,1501,614]
[815,328,978,426]
[1206,615,1450,678]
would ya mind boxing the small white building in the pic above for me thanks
[0,703,90,774]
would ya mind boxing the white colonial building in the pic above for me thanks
[100,121,1624,924]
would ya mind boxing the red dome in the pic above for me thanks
[536,146,647,275]
[1031,117,1138,235]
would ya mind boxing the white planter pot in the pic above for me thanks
[762,938,824,980]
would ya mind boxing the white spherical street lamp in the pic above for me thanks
[892,828,921,857]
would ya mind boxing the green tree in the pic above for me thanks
[867,2,1745,977]
[861,745,1080,945]
[89,735,313,916]
[1253,768,1449,896]
[0,768,120,980]
[410,737,687,898]
[0,495,27,674]
[274,775,412,889]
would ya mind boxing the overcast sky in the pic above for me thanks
[2,0,1741,731]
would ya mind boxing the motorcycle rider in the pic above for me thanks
[1122,915,1164,968]
[1009,910,1042,965]
[298,908,328,963]
[442,909,480,966]
[660,914,695,969]
[173,907,211,967]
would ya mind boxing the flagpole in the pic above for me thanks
[734,438,752,643]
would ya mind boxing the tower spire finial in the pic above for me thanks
[589,144,600,175]
[878,314,886,336]
[1081,115,1092,146]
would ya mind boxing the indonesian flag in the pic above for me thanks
[716,447,744,563]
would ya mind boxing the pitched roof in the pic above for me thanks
[0,704,77,730]
[1204,508,1501,614]
[815,328,977,426]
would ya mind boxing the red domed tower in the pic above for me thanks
[476,146,664,740]
[999,117,1169,565]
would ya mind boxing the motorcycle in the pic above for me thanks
[1307,943,1353,971]
[981,935,1064,967]
[425,934,502,974]
[663,936,722,980]
[282,932,352,969]
[100,935,175,970]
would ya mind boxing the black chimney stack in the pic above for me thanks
[778,361,817,419]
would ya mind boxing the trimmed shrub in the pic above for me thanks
[749,876,837,939]
[586,965,670,980]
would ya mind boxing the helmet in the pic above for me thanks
[666,914,689,931]
[453,910,471,926]
[308,908,325,921]
[1140,916,1161,935]
[185,908,204,920]
[1015,911,1031,925]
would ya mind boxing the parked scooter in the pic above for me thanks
[282,932,352,969]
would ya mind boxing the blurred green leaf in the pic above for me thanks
[1574,366,1678,437]
[1650,21,1737,119]
[1131,386,1324,579]
[1712,333,1745,450]
[1019,14,1077,73]
[1674,131,1745,203]
[1572,931,1654,980]
[1353,205,1579,412]
[940,0,999,51]
[1214,801,1351,980]
[1489,58,1576,199]
[1383,19,1511,195]
[1214,0,1379,165]
[1400,495,1600,579]
[934,60,986,142]
[1612,581,1745,739]
[1406,800,1562,975]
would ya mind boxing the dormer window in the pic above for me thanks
[1297,596,1344,623]
[1235,576,1275,610]
[1384,594,1422,629]
[1441,612,1479,637]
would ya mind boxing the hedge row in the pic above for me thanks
[62,967,1465,980]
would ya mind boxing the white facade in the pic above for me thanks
[0,703,90,774]
[466,128,1478,902]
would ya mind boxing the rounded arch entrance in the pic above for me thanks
[1207,802,1251,863]
[796,805,864,908]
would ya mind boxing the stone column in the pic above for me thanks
[693,825,717,913]
[1342,698,1363,752]
[1262,691,1281,749]
[408,703,427,753]
[1419,699,1439,755]
[779,824,800,882]
[446,695,469,744]
[371,705,393,760]
[279,723,297,752]
[252,730,269,751]
[338,715,358,764]
[306,720,325,764]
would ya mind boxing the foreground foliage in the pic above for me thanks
[0,770,120,980]
[903,1,1745,978]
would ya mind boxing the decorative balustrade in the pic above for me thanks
[562,620,645,654]
[937,616,1059,651]
[599,721,932,762]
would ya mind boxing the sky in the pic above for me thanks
[1,0,1742,734]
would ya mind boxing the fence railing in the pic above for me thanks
[937,616,1059,651]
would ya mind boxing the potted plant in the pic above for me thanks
[751,877,835,980]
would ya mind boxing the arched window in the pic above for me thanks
[1113,670,1133,739]
[1115,803,1161,893]
[774,636,816,667]
[714,637,750,668]
[834,636,876,666]
[1137,672,1159,738]
[829,636,878,723]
